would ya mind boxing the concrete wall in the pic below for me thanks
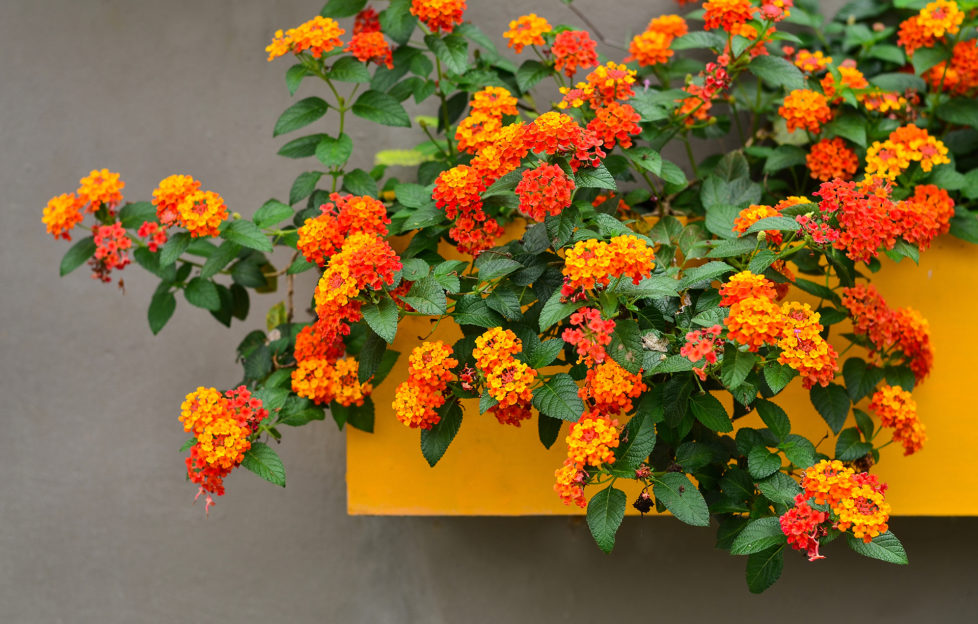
[1,1,974,622]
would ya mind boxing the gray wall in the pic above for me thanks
[1,1,974,622]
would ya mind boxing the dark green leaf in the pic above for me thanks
[848,531,909,565]
[362,296,399,343]
[746,546,784,593]
[810,383,850,433]
[285,64,311,96]
[425,33,468,74]
[289,171,323,205]
[420,400,462,466]
[936,98,978,128]
[653,473,710,526]
[614,409,656,471]
[342,168,379,198]
[148,290,176,335]
[778,434,816,469]
[516,59,549,92]
[721,347,756,390]
[400,275,447,315]
[678,261,734,290]
[836,427,872,461]
[352,90,411,127]
[329,56,371,83]
[531,373,585,422]
[222,219,274,252]
[184,277,221,311]
[321,0,367,18]
[762,145,807,173]
[59,236,96,276]
[608,319,644,374]
[587,486,627,553]
[475,255,522,280]
[538,413,562,449]
[574,163,616,190]
[672,31,726,50]
[763,361,797,395]
[750,56,805,90]
[316,133,354,169]
[911,44,950,75]
[159,232,190,267]
[274,97,329,137]
[842,357,884,401]
[253,200,293,229]
[756,472,802,506]
[200,240,241,279]
[869,72,926,93]
[689,392,733,432]
[118,202,156,229]
[538,288,582,332]
[755,399,790,440]
[278,133,328,159]
[748,446,782,480]
[240,442,286,486]
[731,517,786,555]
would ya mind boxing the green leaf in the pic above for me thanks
[342,168,379,198]
[842,357,884,401]
[531,373,585,422]
[721,347,756,390]
[778,434,816,469]
[420,400,463,467]
[394,183,436,209]
[756,472,802,506]
[744,216,801,235]
[200,240,241,279]
[278,133,327,159]
[148,290,176,335]
[810,383,850,433]
[475,255,522,280]
[671,31,726,50]
[748,446,782,480]
[159,231,190,267]
[762,145,807,173]
[750,56,805,91]
[746,546,784,593]
[352,90,411,127]
[836,427,872,461]
[538,289,582,332]
[869,72,926,93]
[678,261,734,290]
[653,473,710,526]
[526,339,564,369]
[321,0,366,18]
[240,442,286,487]
[222,219,274,252]
[400,258,429,281]
[627,147,662,175]
[911,44,950,75]
[730,517,786,555]
[184,277,221,311]
[848,531,909,565]
[689,392,733,432]
[950,208,978,243]
[574,163,616,190]
[608,319,644,374]
[866,44,905,66]
[400,275,447,315]
[253,200,293,229]
[179,438,197,453]
[538,413,562,449]
[285,64,311,96]
[425,33,468,74]
[59,236,96,276]
[586,486,627,553]
[614,409,656,471]
[763,361,797,395]
[516,59,549,92]
[755,399,790,440]
[936,98,978,128]
[274,97,329,137]
[118,202,156,229]
[316,133,354,169]
[329,56,371,83]
[362,296,399,343]
[826,113,867,147]
[289,171,323,205]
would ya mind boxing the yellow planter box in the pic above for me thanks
[347,234,978,516]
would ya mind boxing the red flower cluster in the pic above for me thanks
[515,163,575,221]
[895,184,955,251]
[587,102,642,149]
[551,30,598,77]
[136,222,168,252]
[90,222,133,283]
[780,493,828,561]
[346,31,393,69]
[297,193,390,267]
[562,307,616,365]
[798,178,900,263]
[433,164,503,255]
[393,342,458,429]
[680,325,722,381]
[806,138,859,182]
[522,112,606,171]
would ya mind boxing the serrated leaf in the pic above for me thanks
[689,392,733,432]
[320,0,367,18]
[672,31,726,50]
[240,442,286,486]
[222,219,274,252]
[810,383,850,434]
[836,427,872,461]
[362,296,399,343]
[425,33,468,74]
[842,357,884,401]
[614,409,656,471]
[744,216,801,235]
[316,133,354,169]
[847,531,908,565]
[531,373,585,422]
[678,261,734,290]
[526,339,564,369]
[420,400,462,466]
[278,133,327,159]
[516,59,549,92]
[59,236,96,277]
[762,361,797,394]
[587,486,627,553]
[400,275,447,315]
[653,472,710,526]
[159,232,190,267]
[778,434,816,469]
[274,97,328,137]
[574,164,616,190]
[200,240,241,279]
[342,168,378,198]
[289,171,323,205]
[118,202,157,229]
[285,64,311,96]
[475,255,522,280]
[730,517,786,555]
[538,288,582,332]
[329,56,371,83]
[253,199,293,228]
[721,347,756,390]
[184,277,221,311]
[755,399,790,440]
[352,90,411,127]
[750,56,805,90]
[608,319,644,374]
[538,413,562,449]
[748,446,782,480]
[756,472,802,506]
[627,147,663,175]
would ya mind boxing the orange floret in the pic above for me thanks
[176,190,228,238]
[152,174,201,227]
[724,296,784,352]
[807,137,859,182]
[266,16,346,61]
[779,89,832,134]
[42,193,84,241]
[77,169,124,213]
[410,0,466,34]
[346,31,393,69]
[503,13,552,53]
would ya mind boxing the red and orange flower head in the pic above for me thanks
[806,137,859,182]
[702,0,756,32]
[925,39,978,95]
[410,0,466,34]
[136,222,168,252]
[469,86,520,119]
[719,271,778,307]
[353,7,381,34]
[625,16,688,67]
[554,458,588,508]
[869,385,927,455]
[780,494,828,561]
[895,184,955,251]
[152,174,201,227]
[801,459,856,507]
[470,122,527,184]
[834,473,891,543]
[42,193,84,241]
[515,163,575,222]
[561,236,655,297]
[433,164,485,219]
[503,13,552,53]
[812,178,900,263]
[777,302,838,389]
[724,296,784,352]
[562,307,616,365]
[680,325,723,381]
[551,30,598,77]
[298,193,390,267]
[565,411,620,467]
[90,222,133,283]
[779,89,832,134]
[581,62,637,107]
[346,31,393,69]
[733,204,784,244]
[580,360,646,414]
[77,169,124,214]
[587,102,642,149]
[522,111,606,171]
[176,190,228,238]
[292,356,372,406]
[793,49,832,74]
[266,16,346,61]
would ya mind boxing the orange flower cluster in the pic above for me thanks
[298,193,390,267]
[794,49,832,73]
[562,307,616,365]
[565,410,620,466]
[779,89,832,133]
[800,178,900,262]
[554,458,589,508]
[806,138,859,182]
[718,271,778,307]
[724,295,785,353]
[152,174,201,227]
[503,13,551,53]
[293,357,372,407]
[925,40,978,95]
[861,90,908,115]
[346,31,393,69]
[456,86,519,154]
[841,284,934,382]
[42,193,84,240]
[703,0,756,31]
[625,15,688,67]
[780,493,829,561]
[266,16,346,61]
[78,169,125,214]
[733,204,784,244]
[433,164,503,255]
[865,125,950,180]
[410,0,466,34]
[180,386,267,511]
[470,122,528,184]
[515,163,575,221]
[579,360,646,414]
[473,328,537,425]
[90,222,133,283]
[800,460,891,543]
[588,101,642,149]
[869,385,927,455]
[393,341,458,429]
[895,184,955,251]
[176,190,229,238]
[551,30,598,77]
[561,235,656,298]
[898,0,963,57]
[821,61,868,102]
[522,111,606,171]
[778,302,839,389]
[680,325,723,381]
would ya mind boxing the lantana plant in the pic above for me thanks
[43,0,978,592]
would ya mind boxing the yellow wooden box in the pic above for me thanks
[347,233,978,516]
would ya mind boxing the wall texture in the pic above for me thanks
[1,1,974,622]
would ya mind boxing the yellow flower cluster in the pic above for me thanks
[292,357,372,407]
[503,14,552,53]
[266,16,345,61]
[865,125,950,180]
[565,411,620,466]
[561,235,655,296]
